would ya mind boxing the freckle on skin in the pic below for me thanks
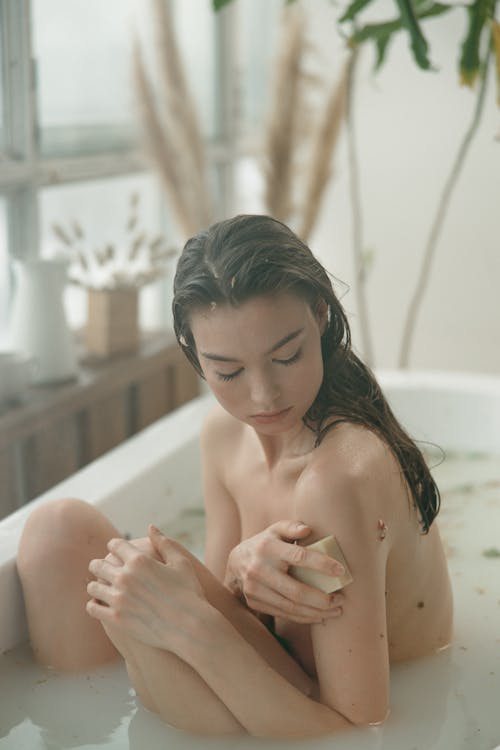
[417,601,425,608]
[377,519,388,540]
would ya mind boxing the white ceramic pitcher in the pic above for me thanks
[8,258,78,384]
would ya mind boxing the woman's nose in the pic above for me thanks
[249,373,280,409]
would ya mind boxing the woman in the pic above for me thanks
[17,214,453,739]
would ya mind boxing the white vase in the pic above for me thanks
[8,258,78,384]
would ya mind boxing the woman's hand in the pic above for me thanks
[224,520,345,624]
[86,526,206,653]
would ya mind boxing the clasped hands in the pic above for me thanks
[86,525,207,654]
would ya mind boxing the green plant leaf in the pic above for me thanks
[375,32,393,69]
[483,547,500,558]
[348,3,451,70]
[394,0,432,69]
[493,20,500,106]
[212,0,234,10]
[339,0,374,23]
[350,17,403,45]
[459,0,495,86]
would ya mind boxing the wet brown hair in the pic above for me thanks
[173,214,440,532]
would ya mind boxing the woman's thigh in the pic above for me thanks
[17,499,313,731]
[17,497,121,671]
[102,538,314,734]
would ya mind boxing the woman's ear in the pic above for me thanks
[314,298,329,335]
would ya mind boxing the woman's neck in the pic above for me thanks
[251,421,317,471]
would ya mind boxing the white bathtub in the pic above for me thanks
[1,370,499,750]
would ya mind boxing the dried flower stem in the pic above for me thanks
[298,59,349,241]
[398,36,493,367]
[345,47,375,367]
[132,39,199,237]
[263,5,306,221]
[132,0,213,237]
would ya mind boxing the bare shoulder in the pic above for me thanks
[200,402,245,454]
[311,421,398,490]
[297,421,403,538]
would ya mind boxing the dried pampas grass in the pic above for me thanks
[298,61,348,241]
[262,4,348,241]
[262,4,306,222]
[133,41,197,237]
[132,0,213,239]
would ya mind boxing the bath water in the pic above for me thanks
[0,451,499,750]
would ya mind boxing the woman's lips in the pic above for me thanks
[251,407,292,424]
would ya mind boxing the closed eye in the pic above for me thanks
[274,348,302,366]
[217,368,243,382]
[216,348,302,383]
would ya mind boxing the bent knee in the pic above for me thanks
[17,498,116,572]
[19,498,93,546]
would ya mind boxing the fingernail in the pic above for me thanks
[150,524,161,534]
[329,607,342,617]
[295,522,308,530]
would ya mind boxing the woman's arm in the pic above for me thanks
[296,433,393,725]
[179,457,392,735]
[181,602,354,738]
[200,406,241,580]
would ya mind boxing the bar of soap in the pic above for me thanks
[289,535,353,593]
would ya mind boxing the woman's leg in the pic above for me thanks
[17,497,121,671]
[102,541,314,735]
[17,498,313,735]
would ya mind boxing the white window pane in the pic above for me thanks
[172,0,216,138]
[0,17,5,153]
[237,0,282,133]
[39,174,172,330]
[32,0,216,157]
[234,156,265,214]
[32,0,142,156]
[0,198,9,344]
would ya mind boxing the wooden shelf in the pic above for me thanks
[0,331,200,518]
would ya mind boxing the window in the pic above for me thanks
[33,0,141,157]
[0,12,4,154]
[172,0,217,139]
[0,0,223,343]
[236,0,282,135]
[0,197,8,343]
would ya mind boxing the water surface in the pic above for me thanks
[1,451,499,749]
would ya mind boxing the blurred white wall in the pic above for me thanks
[305,0,500,374]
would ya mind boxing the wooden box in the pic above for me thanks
[86,288,139,357]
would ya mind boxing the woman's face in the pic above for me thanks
[190,292,326,433]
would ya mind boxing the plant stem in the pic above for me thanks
[398,37,492,368]
[345,47,375,367]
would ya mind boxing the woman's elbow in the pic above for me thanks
[351,705,390,728]
[326,695,390,729]
[315,700,390,735]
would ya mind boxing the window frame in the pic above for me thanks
[0,0,240,278]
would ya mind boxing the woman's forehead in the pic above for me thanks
[190,293,313,349]
[191,292,309,326]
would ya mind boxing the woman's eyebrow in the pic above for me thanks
[200,327,305,363]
